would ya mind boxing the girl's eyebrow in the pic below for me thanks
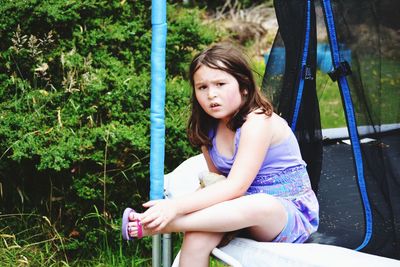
[194,81,206,87]
[201,78,229,84]
[194,78,229,87]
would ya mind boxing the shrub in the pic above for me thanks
[0,0,217,258]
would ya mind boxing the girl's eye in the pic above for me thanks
[197,86,207,90]
[216,83,225,87]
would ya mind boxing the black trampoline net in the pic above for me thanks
[262,0,400,259]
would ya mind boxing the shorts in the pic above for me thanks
[246,165,319,243]
[272,194,319,243]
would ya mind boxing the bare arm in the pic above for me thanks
[174,114,273,213]
[140,113,275,231]
[141,114,282,230]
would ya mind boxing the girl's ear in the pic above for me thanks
[242,89,248,96]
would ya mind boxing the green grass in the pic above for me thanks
[0,211,228,267]
[360,56,400,125]
[0,218,224,267]
[252,55,400,129]
[316,71,347,129]
[303,56,400,130]
[316,56,400,129]
[0,212,153,267]
[0,213,69,266]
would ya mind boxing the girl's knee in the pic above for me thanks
[180,232,222,267]
[182,232,222,252]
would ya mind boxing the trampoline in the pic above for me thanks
[262,0,400,259]
[311,130,400,256]
[148,0,400,265]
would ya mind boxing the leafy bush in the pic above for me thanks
[171,0,273,10]
[0,0,217,258]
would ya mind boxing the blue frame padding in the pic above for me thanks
[150,0,167,201]
[322,0,372,251]
[291,0,311,131]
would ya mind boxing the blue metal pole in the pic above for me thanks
[150,0,167,266]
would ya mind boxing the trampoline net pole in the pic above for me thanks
[150,0,167,265]
[152,235,162,267]
[163,233,172,266]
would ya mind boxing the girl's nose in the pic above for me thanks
[208,87,217,99]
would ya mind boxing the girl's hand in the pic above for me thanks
[140,199,178,231]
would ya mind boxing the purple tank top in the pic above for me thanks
[208,127,306,177]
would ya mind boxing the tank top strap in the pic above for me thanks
[234,127,241,151]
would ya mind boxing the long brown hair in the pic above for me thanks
[187,43,273,147]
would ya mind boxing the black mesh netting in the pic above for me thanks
[262,0,400,259]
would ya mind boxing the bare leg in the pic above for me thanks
[128,193,287,242]
[179,231,224,267]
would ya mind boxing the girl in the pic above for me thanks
[122,43,319,266]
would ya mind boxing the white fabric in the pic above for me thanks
[165,154,400,267]
[218,238,400,267]
[164,154,207,198]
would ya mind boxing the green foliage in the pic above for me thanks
[174,0,274,10]
[167,5,217,76]
[0,0,217,260]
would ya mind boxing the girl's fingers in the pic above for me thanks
[141,208,161,225]
[155,221,167,232]
[145,216,163,229]
[143,200,159,208]
[140,212,155,225]
[140,199,173,229]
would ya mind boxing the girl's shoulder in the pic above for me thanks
[243,111,290,145]
[244,109,274,125]
[246,110,287,124]
[241,110,273,136]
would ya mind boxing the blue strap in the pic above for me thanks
[322,0,372,251]
[291,0,311,131]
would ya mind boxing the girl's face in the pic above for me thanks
[193,64,244,123]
